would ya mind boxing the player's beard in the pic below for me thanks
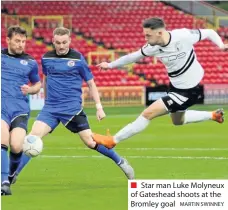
[9,47,24,55]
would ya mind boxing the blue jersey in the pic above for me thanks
[41,49,93,114]
[1,48,40,102]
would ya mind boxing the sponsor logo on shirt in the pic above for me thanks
[67,60,75,67]
[20,60,28,65]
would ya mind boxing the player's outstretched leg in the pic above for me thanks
[118,158,135,179]
[78,129,135,179]
[212,109,224,123]
[92,115,151,148]
[92,131,116,149]
[93,99,168,148]
[181,108,224,124]
[92,114,151,148]
[94,143,135,179]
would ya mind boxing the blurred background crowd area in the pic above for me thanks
[1,1,228,106]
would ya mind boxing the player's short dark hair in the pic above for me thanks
[7,25,27,38]
[53,27,71,36]
[143,17,166,30]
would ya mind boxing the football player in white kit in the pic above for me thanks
[92,17,227,149]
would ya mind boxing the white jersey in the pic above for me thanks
[109,28,224,90]
[141,28,204,89]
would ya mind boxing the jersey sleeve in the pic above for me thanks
[180,28,202,45]
[29,61,40,84]
[41,57,47,76]
[79,55,93,82]
[109,50,144,68]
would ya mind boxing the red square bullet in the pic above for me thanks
[131,182,137,188]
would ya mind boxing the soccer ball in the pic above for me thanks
[23,135,43,157]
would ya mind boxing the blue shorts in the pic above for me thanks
[37,107,90,133]
[1,98,30,131]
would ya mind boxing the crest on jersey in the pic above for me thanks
[20,60,28,65]
[67,60,75,67]
[175,42,182,51]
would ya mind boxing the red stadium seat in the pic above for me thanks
[2,1,228,86]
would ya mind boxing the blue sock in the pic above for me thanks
[1,145,9,184]
[9,151,22,176]
[16,153,31,175]
[94,144,122,164]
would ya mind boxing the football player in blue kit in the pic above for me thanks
[1,26,41,195]
[14,27,134,183]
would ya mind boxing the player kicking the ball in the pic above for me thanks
[12,27,134,183]
[92,17,227,149]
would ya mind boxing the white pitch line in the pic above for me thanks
[40,155,228,160]
[44,147,228,151]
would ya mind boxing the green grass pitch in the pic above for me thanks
[2,105,228,210]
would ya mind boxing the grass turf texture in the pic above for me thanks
[2,105,228,210]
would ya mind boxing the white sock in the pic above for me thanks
[184,110,212,124]
[114,115,150,143]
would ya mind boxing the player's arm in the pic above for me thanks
[21,61,41,95]
[80,54,106,121]
[97,50,145,70]
[200,29,226,50]
[87,79,106,121]
[24,81,41,94]
[87,79,103,108]
[21,82,41,95]
[186,29,227,50]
